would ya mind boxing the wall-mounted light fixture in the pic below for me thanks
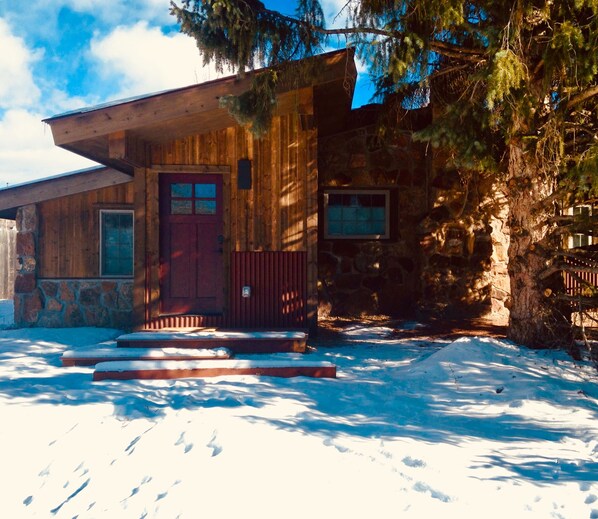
[238,159,252,190]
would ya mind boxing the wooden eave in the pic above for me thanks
[43,49,357,172]
[0,166,132,219]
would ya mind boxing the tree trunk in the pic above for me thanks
[506,142,571,348]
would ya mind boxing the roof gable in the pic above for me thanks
[0,167,132,219]
[43,49,356,174]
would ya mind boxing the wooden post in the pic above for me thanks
[133,167,147,329]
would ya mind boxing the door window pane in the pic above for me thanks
[195,200,216,215]
[171,200,193,215]
[171,183,192,198]
[195,183,216,198]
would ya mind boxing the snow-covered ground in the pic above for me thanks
[0,325,597,518]
[0,299,13,327]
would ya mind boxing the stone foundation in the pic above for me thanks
[15,279,133,329]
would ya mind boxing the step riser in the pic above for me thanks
[116,339,306,353]
[93,365,336,381]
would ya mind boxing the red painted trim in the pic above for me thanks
[93,365,336,381]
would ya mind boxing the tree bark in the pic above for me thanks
[506,142,571,348]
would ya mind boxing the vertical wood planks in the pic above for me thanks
[231,251,307,328]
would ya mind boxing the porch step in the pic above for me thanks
[116,330,308,354]
[93,359,336,381]
[62,346,232,367]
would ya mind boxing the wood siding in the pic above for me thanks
[38,183,134,278]
[141,94,318,329]
[0,219,16,299]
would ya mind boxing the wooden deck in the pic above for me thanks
[116,330,308,353]
[93,359,336,381]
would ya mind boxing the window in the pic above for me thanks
[100,210,134,277]
[568,205,593,249]
[170,182,217,215]
[324,190,390,239]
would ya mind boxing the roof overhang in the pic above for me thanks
[0,166,133,219]
[43,49,357,174]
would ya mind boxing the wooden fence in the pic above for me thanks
[0,219,16,300]
[563,249,598,310]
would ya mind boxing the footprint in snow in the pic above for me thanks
[23,496,33,506]
[402,456,426,468]
[412,481,451,502]
[586,494,597,505]
[175,432,194,454]
[208,432,222,457]
[323,438,349,453]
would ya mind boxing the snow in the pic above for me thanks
[62,346,232,360]
[0,299,13,327]
[1,325,597,518]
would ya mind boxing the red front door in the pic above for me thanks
[159,173,224,314]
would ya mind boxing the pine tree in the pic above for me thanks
[171,0,598,348]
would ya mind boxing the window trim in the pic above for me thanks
[323,189,391,240]
[99,209,134,278]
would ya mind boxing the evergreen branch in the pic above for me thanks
[567,85,598,110]
[260,6,486,62]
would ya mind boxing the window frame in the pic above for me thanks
[99,209,134,278]
[323,189,391,240]
[567,204,594,249]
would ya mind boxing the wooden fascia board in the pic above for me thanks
[47,76,255,146]
[46,50,355,147]
[0,168,132,212]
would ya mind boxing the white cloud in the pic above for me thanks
[0,109,97,186]
[321,0,353,28]
[90,21,231,99]
[0,19,42,109]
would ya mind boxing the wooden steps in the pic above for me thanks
[93,359,337,381]
[61,346,232,367]
[116,330,308,354]
[60,329,336,381]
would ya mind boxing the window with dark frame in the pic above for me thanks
[324,190,390,239]
[100,210,134,277]
[569,205,593,249]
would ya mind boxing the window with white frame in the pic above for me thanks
[568,205,593,249]
[324,190,390,239]
[100,210,134,277]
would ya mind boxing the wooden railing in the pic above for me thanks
[563,248,598,308]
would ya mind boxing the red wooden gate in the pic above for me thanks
[231,251,307,329]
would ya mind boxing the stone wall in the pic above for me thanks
[14,204,134,329]
[418,166,510,322]
[318,106,511,323]
[318,109,430,318]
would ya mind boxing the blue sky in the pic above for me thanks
[0,0,373,186]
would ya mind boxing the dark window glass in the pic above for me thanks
[171,200,193,215]
[171,183,192,198]
[101,212,133,276]
[195,183,216,198]
[326,191,388,238]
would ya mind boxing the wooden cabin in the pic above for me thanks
[0,50,358,333]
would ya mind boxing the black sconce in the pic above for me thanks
[238,159,252,190]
